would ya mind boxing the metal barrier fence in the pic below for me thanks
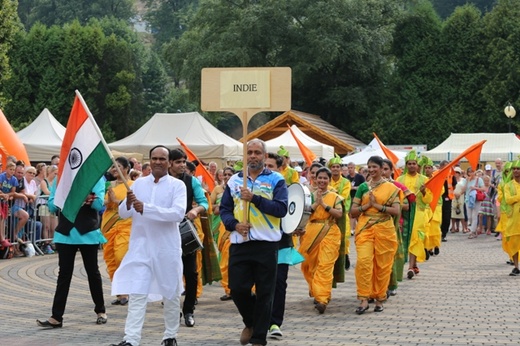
[2,195,57,257]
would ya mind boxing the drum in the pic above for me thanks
[180,219,203,255]
[282,183,312,234]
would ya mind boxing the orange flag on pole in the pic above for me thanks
[373,132,401,177]
[176,137,215,192]
[287,124,316,167]
[425,140,486,212]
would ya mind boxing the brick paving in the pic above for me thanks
[1,231,518,346]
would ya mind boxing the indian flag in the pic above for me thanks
[53,92,112,223]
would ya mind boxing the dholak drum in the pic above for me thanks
[282,183,312,234]
[180,219,203,255]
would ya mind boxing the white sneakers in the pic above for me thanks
[268,324,283,339]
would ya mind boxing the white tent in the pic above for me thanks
[265,125,335,161]
[341,138,406,166]
[423,133,520,162]
[108,112,243,161]
[16,108,65,162]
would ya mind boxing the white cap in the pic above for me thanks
[485,164,492,170]
[294,166,303,172]
[454,167,462,173]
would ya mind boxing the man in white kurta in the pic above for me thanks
[111,146,187,346]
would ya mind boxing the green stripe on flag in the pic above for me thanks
[62,143,112,223]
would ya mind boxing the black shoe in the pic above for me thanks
[162,338,177,346]
[220,294,232,301]
[374,305,384,312]
[345,254,351,270]
[184,313,195,327]
[110,342,133,346]
[425,249,430,261]
[442,238,447,242]
[510,268,520,276]
[36,319,62,328]
[507,260,515,265]
[355,305,369,315]
[434,247,440,256]
[407,269,414,279]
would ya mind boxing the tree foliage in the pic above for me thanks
[17,0,135,29]
[2,17,169,141]
[0,0,22,108]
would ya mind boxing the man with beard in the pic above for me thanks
[220,139,288,346]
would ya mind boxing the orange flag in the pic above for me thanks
[287,124,316,167]
[425,140,486,212]
[176,137,215,192]
[373,132,401,177]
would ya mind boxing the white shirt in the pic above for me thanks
[111,174,187,301]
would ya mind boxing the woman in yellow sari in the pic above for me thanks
[211,166,235,301]
[299,166,343,314]
[351,156,400,314]
[102,157,133,305]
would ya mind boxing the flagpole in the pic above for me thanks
[75,90,131,190]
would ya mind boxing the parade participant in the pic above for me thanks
[110,145,186,346]
[305,162,323,192]
[397,150,432,279]
[37,178,107,328]
[345,162,365,234]
[351,156,399,314]
[267,152,304,340]
[220,139,288,346]
[169,149,208,328]
[102,157,133,306]
[504,158,520,276]
[299,166,343,314]
[496,162,512,257]
[421,156,442,257]
[439,160,457,242]
[382,159,409,296]
[277,146,299,185]
[328,154,350,271]
[211,166,235,301]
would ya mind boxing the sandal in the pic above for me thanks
[462,229,470,233]
[468,233,478,239]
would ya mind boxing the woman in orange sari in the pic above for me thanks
[299,166,343,314]
[102,157,133,305]
[351,156,400,314]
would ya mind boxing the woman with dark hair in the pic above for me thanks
[351,156,400,314]
[211,166,235,301]
[305,162,323,193]
[299,166,343,314]
[102,156,133,306]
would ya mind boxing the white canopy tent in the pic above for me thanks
[16,108,65,162]
[265,125,335,161]
[108,112,243,161]
[423,133,520,162]
[341,138,407,166]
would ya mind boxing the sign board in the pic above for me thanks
[201,67,291,123]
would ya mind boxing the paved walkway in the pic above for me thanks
[1,231,517,346]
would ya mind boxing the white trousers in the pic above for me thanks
[124,294,181,346]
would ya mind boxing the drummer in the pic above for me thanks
[266,152,303,340]
[168,149,209,328]
[328,155,352,270]
[277,146,300,185]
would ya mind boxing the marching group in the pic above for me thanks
[0,138,516,346]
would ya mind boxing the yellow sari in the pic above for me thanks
[353,181,399,301]
[299,189,343,305]
[102,180,133,280]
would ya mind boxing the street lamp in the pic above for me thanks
[504,102,516,133]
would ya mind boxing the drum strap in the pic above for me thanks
[305,216,335,254]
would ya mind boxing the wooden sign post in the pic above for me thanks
[201,67,291,235]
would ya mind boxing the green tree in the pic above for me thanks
[0,0,22,108]
[17,0,135,28]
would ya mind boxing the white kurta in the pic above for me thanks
[111,174,187,301]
